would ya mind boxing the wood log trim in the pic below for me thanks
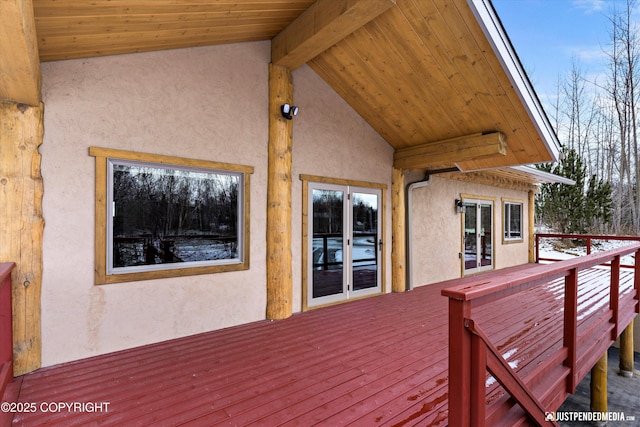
[443,171,538,193]
[266,63,293,320]
[89,147,253,285]
[299,174,387,189]
[393,132,507,170]
[528,190,535,263]
[0,0,41,105]
[0,100,44,375]
[300,174,388,311]
[391,167,405,293]
[271,0,396,70]
[88,146,254,174]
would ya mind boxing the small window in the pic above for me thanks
[90,147,253,284]
[503,201,523,241]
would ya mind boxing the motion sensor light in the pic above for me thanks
[281,103,299,120]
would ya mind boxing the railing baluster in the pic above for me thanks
[563,267,578,393]
[470,331,487,426]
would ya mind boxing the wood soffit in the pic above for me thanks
[2,0,556,171]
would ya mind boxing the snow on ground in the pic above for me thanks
[537,236,638,266]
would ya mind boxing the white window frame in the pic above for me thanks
[503,200,524,242]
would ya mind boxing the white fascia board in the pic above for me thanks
[468,0,562,163]
[510,165,576,185]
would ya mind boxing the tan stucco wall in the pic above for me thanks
[40,42,394,366]
[409,175,530,287]
[291,66,394,310]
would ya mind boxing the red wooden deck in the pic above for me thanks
[3,263,637,426]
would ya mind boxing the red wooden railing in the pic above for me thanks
[443,243,640,427]
[0,263,14,399]
[536,233,640,267]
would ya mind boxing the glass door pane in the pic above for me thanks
[480,203,493,268]
[464,202,477,271]
[311,187,347,299]
[351,190,381,293]
[463,199,493,274]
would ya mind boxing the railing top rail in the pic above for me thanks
[442,243,640,304]
[537,233,640,241]
[0,263,15,283]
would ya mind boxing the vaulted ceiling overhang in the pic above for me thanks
[1,0,560,174]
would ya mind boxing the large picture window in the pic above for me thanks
[503,200,523,242]
[90,147,253,284]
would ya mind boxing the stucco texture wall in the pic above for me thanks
[410,175,530,287]
[291,66,394,311]
[40,42,394,366]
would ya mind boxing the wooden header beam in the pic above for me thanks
[0,0,41,105]
[393,132,507,170]
[271,0,396,70]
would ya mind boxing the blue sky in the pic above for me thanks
[492,0,613,106]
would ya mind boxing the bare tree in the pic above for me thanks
[603,0,640,233]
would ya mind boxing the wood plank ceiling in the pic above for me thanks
[26,0,557,172]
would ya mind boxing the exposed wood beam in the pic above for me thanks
[271,0,396,70]
[266,64,293,320]
[393,132,507,171]
[0,0,41,105]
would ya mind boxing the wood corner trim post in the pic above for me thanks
[0,101,44,375]
[528,190,535,263]
[266,64,293,320]
[391,167,406,293]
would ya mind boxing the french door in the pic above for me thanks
[307,182,382,307]
[463,199,494,274]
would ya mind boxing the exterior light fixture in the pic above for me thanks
[455,199,465,214]
[281,103,299,120]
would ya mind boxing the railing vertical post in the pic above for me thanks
[448,298,472,427]
[0,263,15,398]
[635,248,640,314]
[610,255,620,339]
[586,237,591,255]
[470,332,487,426]
[563,268,578,393]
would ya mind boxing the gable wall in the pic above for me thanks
[37,39,532,367]
[39,41,393,366]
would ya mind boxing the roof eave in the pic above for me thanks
[468,0,561,163]
[510,165,576,185]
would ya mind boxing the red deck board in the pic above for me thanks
[6,264,637,426]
